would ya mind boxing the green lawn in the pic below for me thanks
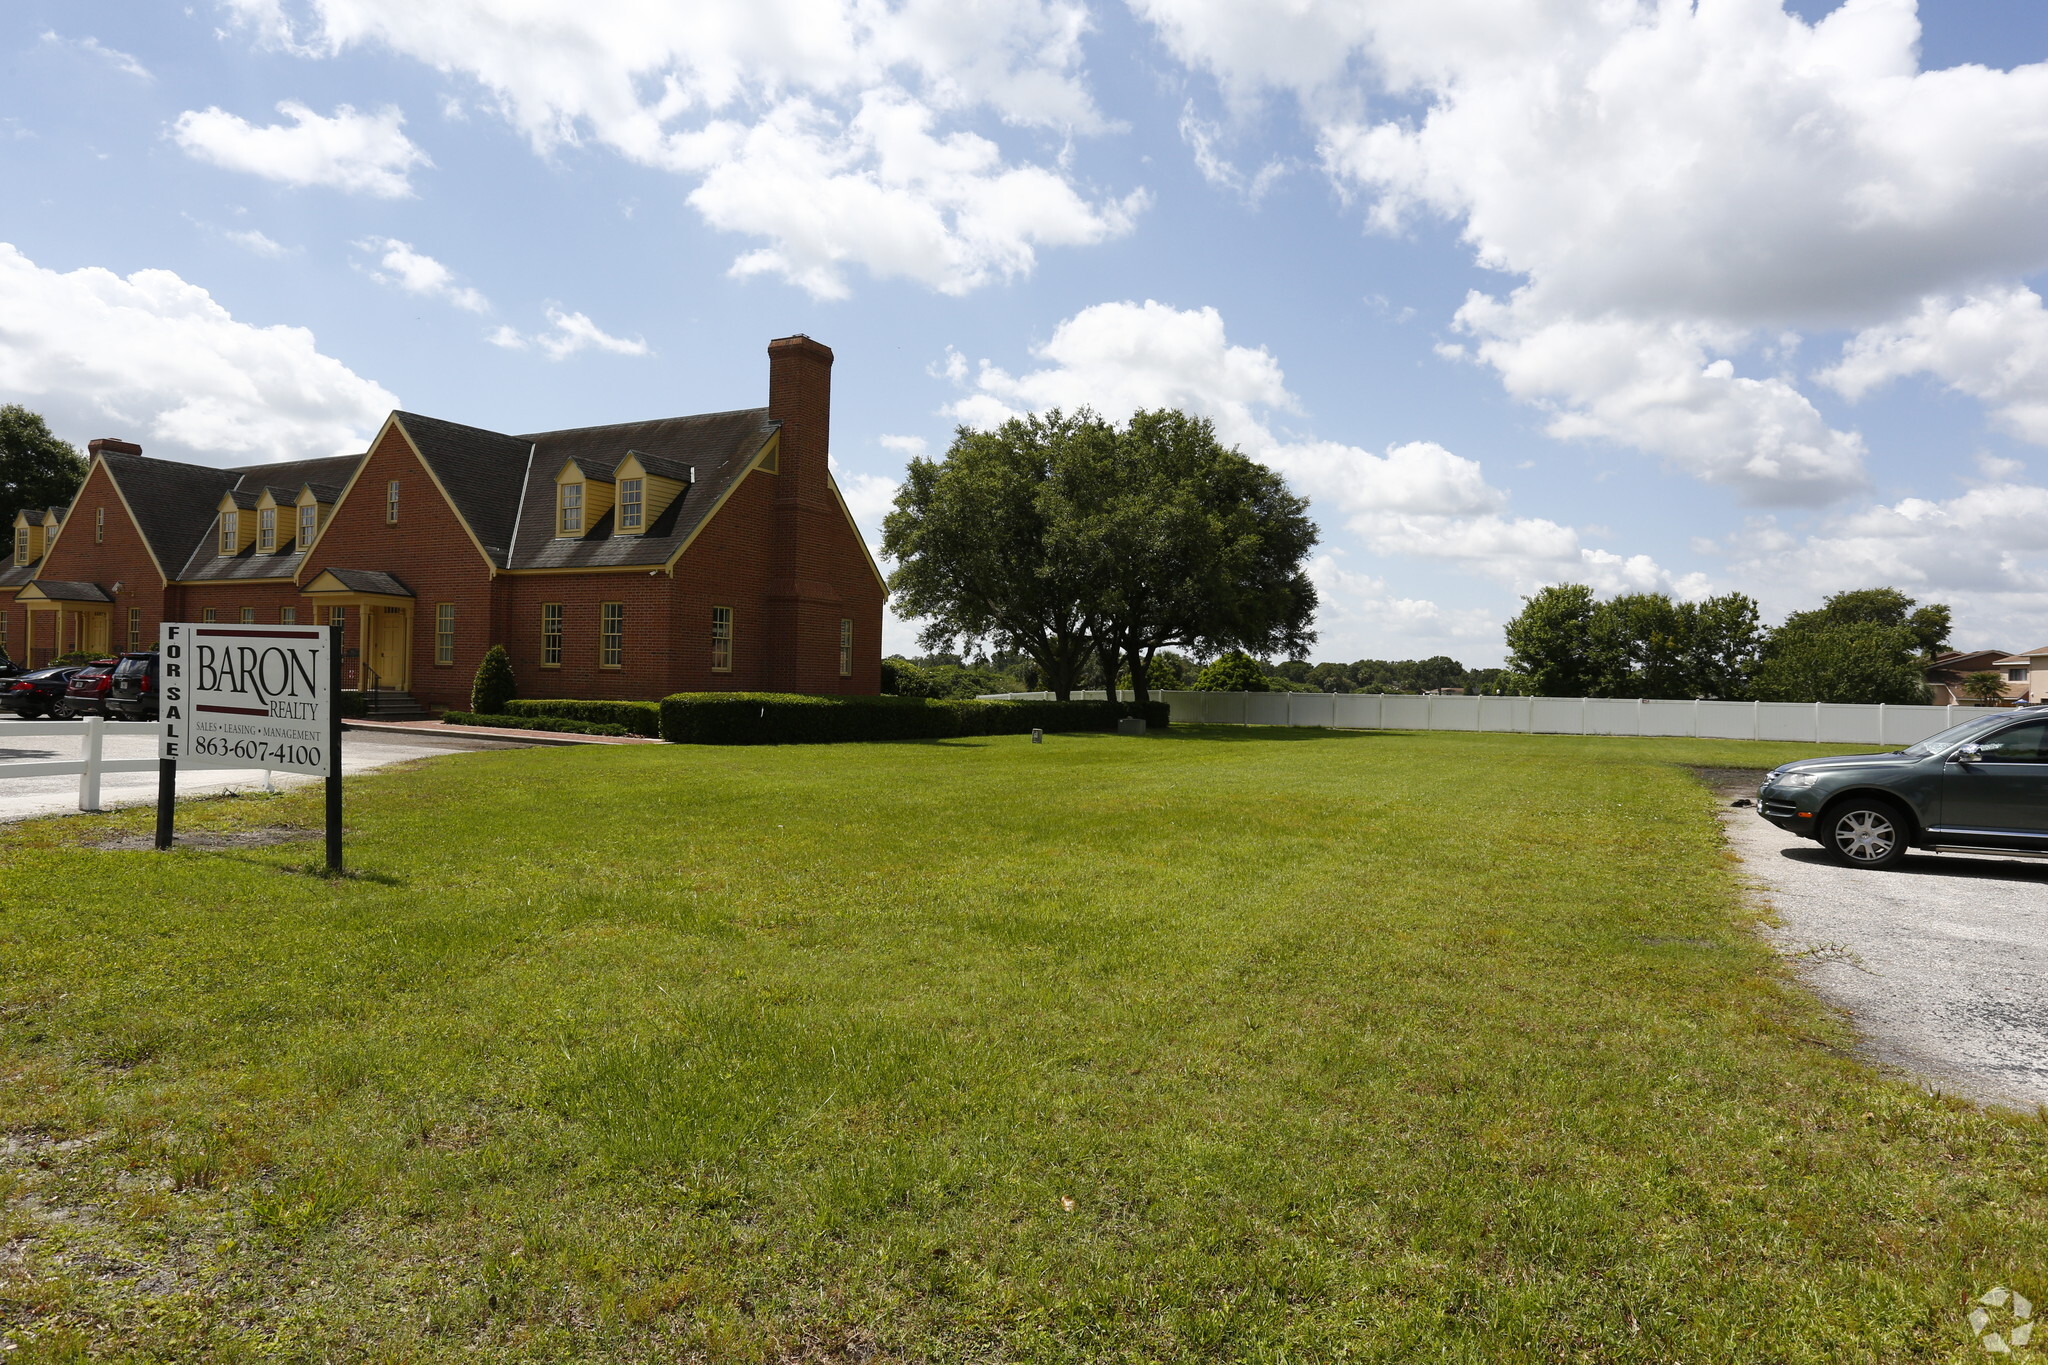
[2,728,2043,1362]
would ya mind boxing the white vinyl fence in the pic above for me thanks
[0,718,264,812]
[982,690,1982,747]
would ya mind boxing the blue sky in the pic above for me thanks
[5,1,2048,664]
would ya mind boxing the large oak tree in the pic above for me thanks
[1,406,86,548]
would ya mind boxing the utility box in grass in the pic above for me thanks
[1117,717,1147,736]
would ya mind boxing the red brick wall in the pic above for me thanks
[20,459,170,663]
[2,336,886,701]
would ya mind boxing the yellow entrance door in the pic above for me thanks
[84,611,109,656]
[366,605,411,691]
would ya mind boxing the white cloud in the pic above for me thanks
[0,242,395,462]
[489,308,649,360]
[1822,286,2048,444]
[355,237,489,313]
[1140,0,2048,505]
[171,100,429,197]
[216,0,1139,298]
[944,298,1704,598]
[40,31,152,80]
[1177,102,1287,204]
[683,91,1145,298]
[878,434,929,457]
[1307,555,1502,657]
[224,228,291,258]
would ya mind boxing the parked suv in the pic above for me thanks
[2,665,88,719]
[104,652,159,721]
[60,661,118,719]
[1759,707,2048,868]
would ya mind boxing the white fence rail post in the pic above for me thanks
[78,716,105,812]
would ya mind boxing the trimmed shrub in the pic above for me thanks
[442,710,632,737]
[658,692,1169,745]
[337,689,369,719]
[471,644,516,714]
[502,698,662,737]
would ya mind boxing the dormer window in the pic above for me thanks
[559,482,583,536]
[619,478,643,531]
[299,503,317,549]
[258,507,277,552]
[221,511,239,555]
[12,532,26,567]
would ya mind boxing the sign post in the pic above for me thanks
[158,623,342,872]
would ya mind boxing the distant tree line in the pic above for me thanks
[1502,584,1951,704]
[883,409,1319,704]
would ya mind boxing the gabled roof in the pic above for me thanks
[175,453,363,580]
[99,450,237,580]
[508,408,776,569]
[0,563,37,589]
[20,579,113,602]
[305,568,412,597]
[391,412,536,567]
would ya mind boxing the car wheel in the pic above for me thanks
[49,699,75,720]
[1820,798,1911,870]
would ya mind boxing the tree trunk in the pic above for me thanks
[1097,641,1121,705]
[1126,646,1153,706]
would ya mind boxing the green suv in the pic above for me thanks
[1758,708,2048,869]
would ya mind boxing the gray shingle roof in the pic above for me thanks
[508,409,775,569]
[27,579,113,602]
[306,568,411,596]
[66,404,778,585]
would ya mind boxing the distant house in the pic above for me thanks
[1925,648,2024,704]
[0,335,884,710]
[1988,648,2048,704]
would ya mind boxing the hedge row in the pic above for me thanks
[442,710,633,737]
[503,698,662,737]
[657,692,1169,745]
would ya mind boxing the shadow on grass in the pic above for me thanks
[1149,724,1391,743]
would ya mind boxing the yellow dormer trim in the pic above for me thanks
[11,510,40,567]
[216,492,255,556]
[554,460,615,537]
[292,486,328,552]
[611,453,689,536]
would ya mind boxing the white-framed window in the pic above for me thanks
[330,606,345,631]
[2,612,9,653]
[600,602,623,668]
[128,608,141,648]
[618,477,643,530]
[541,603,562,667]
[240,607,255,623]
[386,480,401,524]
[436,603,456,666]
[559,482,583,536]
[202,607,217,623]
[711,605,732,673]
[280,607,297,624]
[258,507,276,552]
[95,508,104,544]
[839,618,853,677]
[299,503,317,549]
[13,533,27,567]
[220,512,238,555]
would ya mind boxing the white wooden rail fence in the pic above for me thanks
[982,690,1982,747]
[1,718,269,812]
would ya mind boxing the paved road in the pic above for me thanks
[0,719,530,824]
[1718,790,2048,1112]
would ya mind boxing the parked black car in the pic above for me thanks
[104,652,159,721]
[0,651,21,680]
[1759,706,2048,868]
[60,661,119,719]
[2,665,88,719]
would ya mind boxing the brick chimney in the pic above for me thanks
[766,335,832,506]
[88,438,143,458]
[763,334,838,691]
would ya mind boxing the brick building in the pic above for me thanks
[0,335,884,709]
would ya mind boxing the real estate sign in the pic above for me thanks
[160,623,334,776]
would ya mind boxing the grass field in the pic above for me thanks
[2,726,2045,1362]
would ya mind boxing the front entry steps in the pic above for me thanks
[360,690,431,721]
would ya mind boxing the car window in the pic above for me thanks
[1900,712,2012,758]
[112,657,151,677]
[1973,719,2048,762]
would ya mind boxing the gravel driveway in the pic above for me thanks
[1714,775,2048,1112]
